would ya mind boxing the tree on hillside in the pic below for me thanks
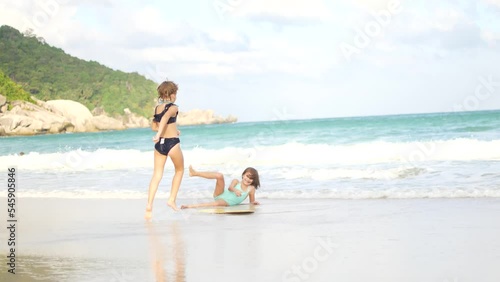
[0,69,35,103]
[0,25,157,117]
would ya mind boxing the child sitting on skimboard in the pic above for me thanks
[181,166,260,209]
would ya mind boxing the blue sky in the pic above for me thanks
[1,0,499,121]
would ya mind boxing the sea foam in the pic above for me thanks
[1,138,499,172]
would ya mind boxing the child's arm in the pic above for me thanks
[227,179,240,196]
[248,186,259,205]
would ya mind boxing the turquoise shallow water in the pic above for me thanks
[1,110,499,199]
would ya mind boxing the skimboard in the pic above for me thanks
[199,205,255,214]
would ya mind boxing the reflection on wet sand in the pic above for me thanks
[146,221,186,282]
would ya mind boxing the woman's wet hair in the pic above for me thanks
[157,80,178,100]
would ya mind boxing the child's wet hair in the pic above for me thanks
[242,167,260,189]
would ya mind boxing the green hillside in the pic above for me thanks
[0,69,35,104]
[0,25,157,117]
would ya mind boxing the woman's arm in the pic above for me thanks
[153,105,178,141]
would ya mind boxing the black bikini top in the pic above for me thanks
[153,103,178,124]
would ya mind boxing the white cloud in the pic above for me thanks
[0,0,82,47]
[231,0,332,24]
[481,29,500,46]
[206,29,248,46]
[432,8,469,31]
[130,6,168,34]
[127,34,335,79]
[348,0,401,10]
[1,0,499,121]
[377,2,487,54]
[483,0,500,7]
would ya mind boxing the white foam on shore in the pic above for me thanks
[8,187,500,200]
[270,166,429,180]
[1,138,500,172]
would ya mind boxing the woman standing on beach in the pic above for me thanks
[181,166,260,209]
[145,80,184,219]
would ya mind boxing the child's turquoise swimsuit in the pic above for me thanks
[214,183,248,206]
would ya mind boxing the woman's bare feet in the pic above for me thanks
[145,207,153,220]
[167,200,180,211]
[189,165,196,177]
[180,205,190,209]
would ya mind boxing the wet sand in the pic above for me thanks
[1,198,500,282]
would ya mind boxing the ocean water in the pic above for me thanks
[1,110,500,200]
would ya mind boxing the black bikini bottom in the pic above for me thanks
[155,138,180,156]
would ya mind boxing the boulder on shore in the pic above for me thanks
[177,109,237,126]
[45,100,97,132]
[0,98,238,136]
[0,100,74,135]
[0,99,146,136]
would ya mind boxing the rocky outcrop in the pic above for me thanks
[0,99,74,135]
[89,108,147,130]
[0,97,238,136]
[45,100,96,132]
[122,108,150,128]
[0,98,147,136]
[90,106,125,130]
[91,115,126,131]
[177,109,237,126]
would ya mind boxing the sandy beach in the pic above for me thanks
[1,197,500,282]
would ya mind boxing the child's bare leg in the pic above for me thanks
[146,151,168,219]
[189,165,225,197]
[181,200,227,209]
[189,165,221,179]
[167,145,184,211]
